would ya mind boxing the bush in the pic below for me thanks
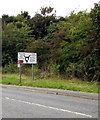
[3,63,18,73]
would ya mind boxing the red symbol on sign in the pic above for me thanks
[18,60,23,63]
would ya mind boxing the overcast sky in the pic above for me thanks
[0,0,99,17]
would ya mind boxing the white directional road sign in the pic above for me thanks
[18,52,37,64]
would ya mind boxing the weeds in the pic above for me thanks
[1,73,99,93]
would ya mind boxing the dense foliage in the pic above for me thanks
[2,4,100,81]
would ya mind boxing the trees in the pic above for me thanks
[28,7,56,39]
[25,7,58,69]
[27,39,50,69]
[2,5,100,81]
[48,11,92,77]
[87,4,100,81]
[40,6,55,16]
[2,18,32,66]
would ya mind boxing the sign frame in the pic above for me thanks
[18,52,37,64]
[18,52,37,82]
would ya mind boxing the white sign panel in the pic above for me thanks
[18,52,37,64]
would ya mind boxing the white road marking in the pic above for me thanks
[5,97,92,118]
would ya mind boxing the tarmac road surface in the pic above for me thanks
[1,84,99,118]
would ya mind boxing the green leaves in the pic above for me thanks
[2,4,100,81]
[2,21,32,66]
[27,39,50,69]
[40,6,54,16]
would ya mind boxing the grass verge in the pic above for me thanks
[1,73,100,93]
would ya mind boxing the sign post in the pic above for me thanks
[18,63,22,83]
[18,52,37,82]
[32,64,34,80]
[19,64,22,83]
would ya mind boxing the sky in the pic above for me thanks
[0,0,99,17]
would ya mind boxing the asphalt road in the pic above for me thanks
[1,85,99,118]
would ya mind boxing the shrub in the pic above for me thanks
[3,63,18,73]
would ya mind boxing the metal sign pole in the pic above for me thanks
[32,64,34,80]
[19,64,22,83]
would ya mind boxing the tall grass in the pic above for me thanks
[1,63,99,93]
[1,73,99,93]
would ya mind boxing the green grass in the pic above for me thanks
[1,73,100,93]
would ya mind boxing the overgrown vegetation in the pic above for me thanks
[1,74,99,93]
[2,3,100,82]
